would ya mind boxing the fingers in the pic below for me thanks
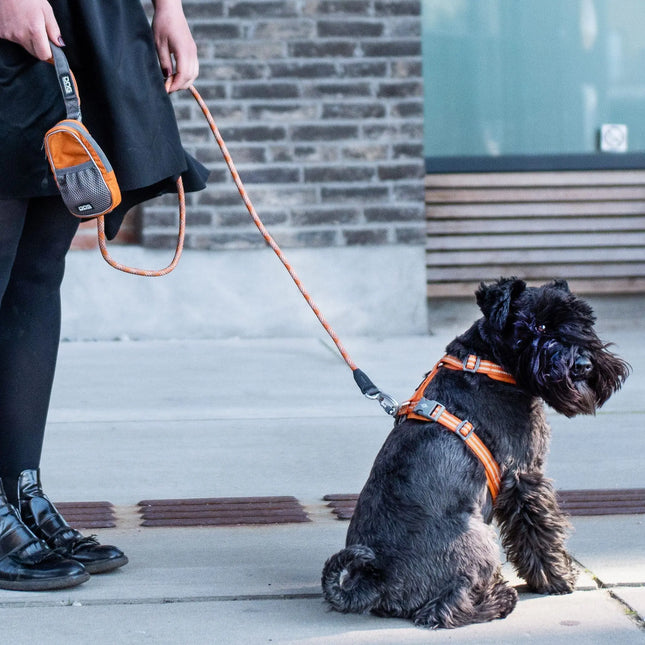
[152,3,199,93]
[0,0,63,60]
[164,49,199,93]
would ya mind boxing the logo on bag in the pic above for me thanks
[60,73,74,97]
[78,203,93,212]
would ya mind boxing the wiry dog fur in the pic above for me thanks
[322,278,629,629]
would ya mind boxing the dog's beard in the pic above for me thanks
[516,339,629,418]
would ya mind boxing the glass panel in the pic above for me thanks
[422,0,645,158]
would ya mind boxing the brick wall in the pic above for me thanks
[136,0,425,250]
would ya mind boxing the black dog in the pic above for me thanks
[322,278,629,629]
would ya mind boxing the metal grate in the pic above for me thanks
[138,496,310,527]
[324,489,645,520]
[57,501,117,529]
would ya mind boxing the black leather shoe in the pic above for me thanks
[0,479,89,590]
[18,469,128,575]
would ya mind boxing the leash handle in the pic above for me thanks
[49,43,81,121]
[188,85,399,414]
[96,177,186,277]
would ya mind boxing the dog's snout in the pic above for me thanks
[573,355,593,377]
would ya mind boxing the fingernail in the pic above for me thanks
[58,36,66,47]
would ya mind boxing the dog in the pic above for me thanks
[322,277,629,629]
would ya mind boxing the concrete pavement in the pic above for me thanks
[0,321,643,643]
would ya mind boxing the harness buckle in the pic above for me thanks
[413,398,445,422]
[455,419,474,441]
[462,355,482,373]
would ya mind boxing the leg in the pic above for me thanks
[0,199,87,590]
[495,469,577,594]
[412,574,517,629]
[0,196,79,502]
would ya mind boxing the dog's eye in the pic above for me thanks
[536,323,547,333]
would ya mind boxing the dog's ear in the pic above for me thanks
[551,279,570,293]
[476,277,526,330]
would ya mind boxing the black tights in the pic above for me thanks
[0,197,79,504]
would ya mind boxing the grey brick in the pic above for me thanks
[228,1,298,18]
[361,41,421,57]
[303,0,371,15]
[390,101,424,118]
[248,103,319,121]
[343,228,389,245]
[321,185,390,202]
[317,21,385,38]
[321,103,386,119]
[374,1,420,16]
[377,81,423,99]
[303,82,373,99]
[291,124,359,141]
[183,3,225,19]
[377,163,424,181]
[219,125,287,142]
[289,41,357,58]
[232,82,300,100]
[291,207,359,226]
[364,206,423,222]
[192,23,241,40]
[304,166,375,182]
[218,210,288,227]
[268,62,337,78]
[341,61,388,77]
[237,167,300,184]
[253,20,316,40]
[395,225,425,245]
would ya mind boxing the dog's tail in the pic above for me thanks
[321,544,382,614]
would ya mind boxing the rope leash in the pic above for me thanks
[97,85,398,414]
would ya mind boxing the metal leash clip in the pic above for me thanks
[352,368,399,416]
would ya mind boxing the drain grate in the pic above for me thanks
[138,496,311,527]
[56,501,117,529]
[324,494,359,520]
[324,489,645,520]
[557,489,645,516]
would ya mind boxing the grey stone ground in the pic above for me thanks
[0,312,641,643]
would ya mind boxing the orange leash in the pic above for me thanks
[96,176,185,277]
[97,85,397,413]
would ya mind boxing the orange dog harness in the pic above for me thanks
[397,355,516,502]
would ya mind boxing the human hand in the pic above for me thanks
[151,0,199,93]
[0,0,64,60]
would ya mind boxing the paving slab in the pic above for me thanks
[0,590,642,645]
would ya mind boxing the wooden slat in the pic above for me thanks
[426,232,645,251]
[425,170,645,188]
[427,186,645,204]
[426,278,645,298]
[427,216,645,235]
[427,201,645,218]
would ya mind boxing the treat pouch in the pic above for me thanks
[43,44,121,218]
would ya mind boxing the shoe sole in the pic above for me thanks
[0,570,90,592]
[82,554,129,575]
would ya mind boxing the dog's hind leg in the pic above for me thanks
[495,469,577,594]
[412,574,517,629]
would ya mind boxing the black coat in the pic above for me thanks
[0,0,208,237]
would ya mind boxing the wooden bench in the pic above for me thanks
[425,170,645,297]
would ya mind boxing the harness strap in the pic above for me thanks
[396,354,515,502]
[440,354,517,385]
[405,398,501,501]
